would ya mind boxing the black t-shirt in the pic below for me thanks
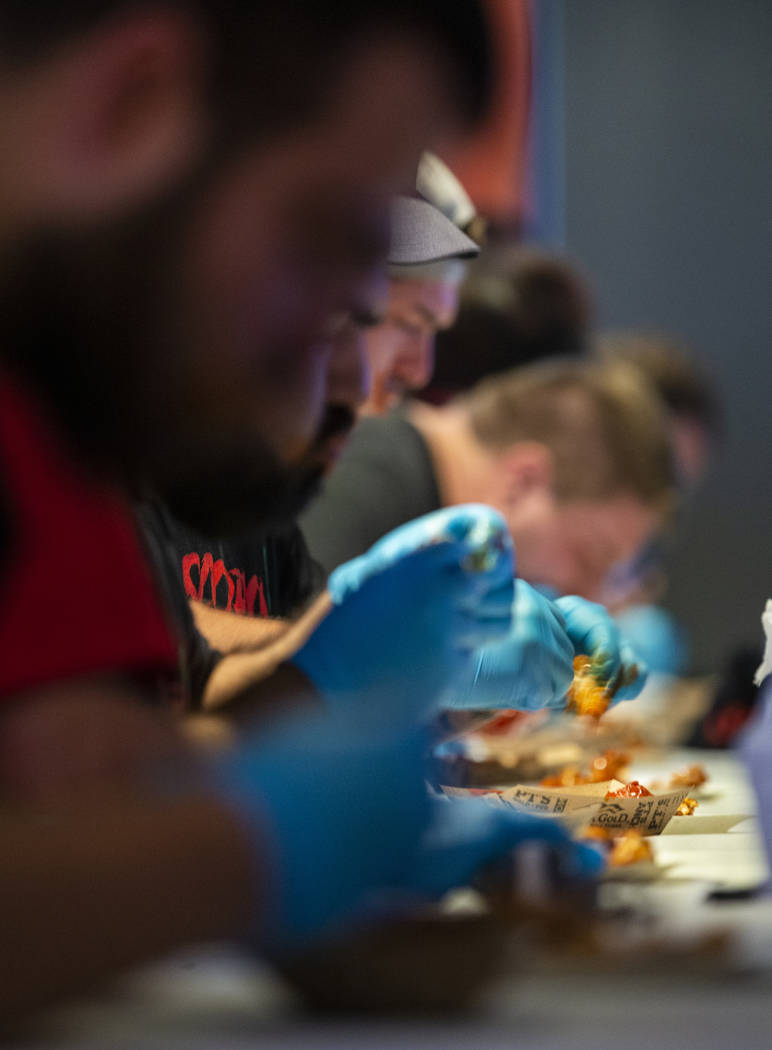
[135,501,219,708]
[137,503,325,707]
[149,508,323,621]
[299,412,441,575]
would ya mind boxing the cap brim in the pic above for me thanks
[388,196,479,267]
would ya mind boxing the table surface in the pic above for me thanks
[21,748,772,1050]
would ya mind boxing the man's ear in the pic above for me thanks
[497,442,555,506]
[17,11,207,223]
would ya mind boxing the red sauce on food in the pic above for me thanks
[605,780,653,799]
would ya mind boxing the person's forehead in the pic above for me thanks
[388,275,462,316]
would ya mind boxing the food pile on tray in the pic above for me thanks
[433,659,710,879]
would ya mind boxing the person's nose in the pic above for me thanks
[394,332,435,392]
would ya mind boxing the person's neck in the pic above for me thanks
[408,400,497,507]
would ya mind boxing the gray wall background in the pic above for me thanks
[558,0,772,672]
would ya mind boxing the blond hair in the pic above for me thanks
[464,359,675,510]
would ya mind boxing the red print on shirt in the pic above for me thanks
[182,552,268,616]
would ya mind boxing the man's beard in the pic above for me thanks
[178,401,359,539]
[0,177,325,539]
[312,402,357,462]
[162,402,355,538]
[159,431,325,538]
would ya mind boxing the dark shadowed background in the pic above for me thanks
[533,0,772,672]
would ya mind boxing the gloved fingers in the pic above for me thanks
[502,666,573,711]
[451,608,514,650]
[457,577,515,622]
[239,718,437,947]
[370,504,512,569]
[608,643,648,703]
[547,614,576,665]
[568,841,607,879]
[328,536,495,607]
[410,800,571,898]
[544,629,578,706]
[513,581,569,637]
[497,809,576,848]
[429,505,515,589]
[497,655,573,711]
[329,505,514,607]
[403,544,514,642]
[373,531,511,593]
[512,587,575,707]
[440,650,514,710]
[430,503,511,549]
[512,582,572,668]
[531,583,560,601]
[554,595,619,652]
[512,578,547,617]
[444,638,548,710]
[555,595,622,682]
[476,812,606,884]
[543,665,576,709]
[447,619,575,711]
[326,520,485,604]
[327,552,370,604]
[476,574,517,610]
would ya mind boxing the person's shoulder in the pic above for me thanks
[0,378,179,694]
[342,411,426,468]
[353,411,421,442]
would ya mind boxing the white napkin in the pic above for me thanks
[754,599,772,685]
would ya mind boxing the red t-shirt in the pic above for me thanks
[0,371,178,698]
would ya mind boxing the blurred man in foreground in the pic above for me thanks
[0,0,599,1020]
[175,192,481,623]
[0,0,489,735]
[134,192,502,728]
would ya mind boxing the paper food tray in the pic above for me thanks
[442,779,690,836]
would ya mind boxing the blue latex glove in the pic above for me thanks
[292,505,515,721]
[555,595,648,702]
[410,797,603,897]
[209,715,432,950]
[614,604,688,676]
[443,580,575,711]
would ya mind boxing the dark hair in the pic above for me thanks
[423,245,592,403]
[593,332,721,438]
[1,2,493,133]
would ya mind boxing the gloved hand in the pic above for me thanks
[410,797,603,898]
[292,505,515,722]
[443,580,575,711]
[555,595,648,702]
[208,715,432,950]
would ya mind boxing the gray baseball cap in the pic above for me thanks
[388,195,479,267]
